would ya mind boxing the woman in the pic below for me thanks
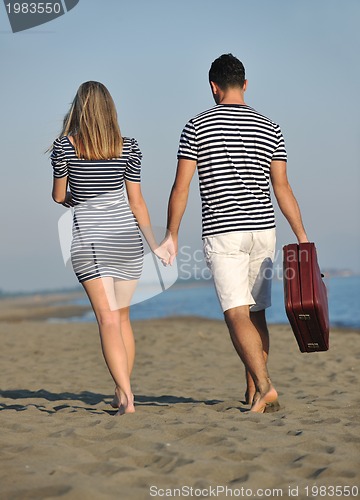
[51,81,169,415]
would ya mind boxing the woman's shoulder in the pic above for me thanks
[51,136,77,162]
[123,136,138,145]
[122,137,140,153]
[53,136,74,147]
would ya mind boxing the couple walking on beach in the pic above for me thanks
[51,54,308,416]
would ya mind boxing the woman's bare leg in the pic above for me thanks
[119,307,136,374]
[82,277,135,415]
[110,306,136,409]
[110,280,138,409]
[113,280,138,373]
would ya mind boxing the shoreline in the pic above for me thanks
[0,291,359,334]
[0,291,91,322]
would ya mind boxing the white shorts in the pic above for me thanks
[203,229,276,313]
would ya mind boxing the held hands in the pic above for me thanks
[154,245,170,266]
[138,225,176,266]
[154,232,177,266]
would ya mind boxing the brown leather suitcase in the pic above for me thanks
[283,242,330,352]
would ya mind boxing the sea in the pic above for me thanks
[74,275,360,329]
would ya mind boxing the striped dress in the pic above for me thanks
[51,136,144,283]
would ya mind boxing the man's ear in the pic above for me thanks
[243,79,248,92]
[210,81,218,95]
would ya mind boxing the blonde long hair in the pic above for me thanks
[58,81,123,160]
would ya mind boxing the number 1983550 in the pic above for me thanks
[305,485,358,497]
[6,2,62,14]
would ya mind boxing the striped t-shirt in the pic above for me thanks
[177,104,287,238]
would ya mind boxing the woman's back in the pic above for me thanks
[51,136,142,205]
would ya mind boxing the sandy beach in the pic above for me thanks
[0,293,359,500]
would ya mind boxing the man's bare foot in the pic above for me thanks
[244,389,255,406]
[250,384,280,413]
[245,369,256,405]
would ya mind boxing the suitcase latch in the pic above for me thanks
[307,343,320,348]
[298,314,311,321]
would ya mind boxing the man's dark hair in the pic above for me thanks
[209,54,246,90]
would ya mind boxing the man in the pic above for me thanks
[166,54,308,413]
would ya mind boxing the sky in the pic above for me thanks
[0,0,359,293]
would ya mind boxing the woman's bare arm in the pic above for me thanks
[52,177,73,206]
[125,180,170,263]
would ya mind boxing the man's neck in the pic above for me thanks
[217,88,246,105]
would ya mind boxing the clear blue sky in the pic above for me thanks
[1,0,359,292]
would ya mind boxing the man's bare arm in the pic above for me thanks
[166,158,197,261]
[270,160,308,243]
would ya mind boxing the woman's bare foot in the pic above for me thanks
[116,393,135,416]
[111,387,121,409]
[111,387,135,415]
[250,383,280,414]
